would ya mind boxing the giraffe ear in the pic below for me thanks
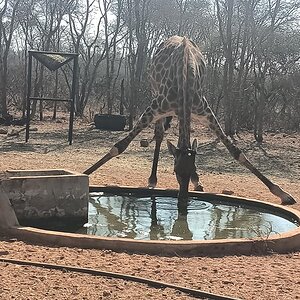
[192,139,198,152]
[167,140,177,157]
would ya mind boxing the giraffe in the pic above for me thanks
[84,36,296,206]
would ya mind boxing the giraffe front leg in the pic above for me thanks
[224,139,297,205]
[83,107,155,175]
[148,117,173,188]
[148,120,164,188]
[83,135,132,175]
[239,153,296,205]
[198,105,297,205]
[270,186,296,205]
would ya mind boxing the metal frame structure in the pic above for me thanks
[25,50,79,145]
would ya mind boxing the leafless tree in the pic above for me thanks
[0,0,21,120]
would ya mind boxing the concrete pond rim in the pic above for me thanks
[1,186,300,257]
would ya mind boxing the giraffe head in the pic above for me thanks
[167,139,198,202]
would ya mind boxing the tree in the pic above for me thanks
[27,0,72,119]
[0,0,21,119]
[251,0,300,142]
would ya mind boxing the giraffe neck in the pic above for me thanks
[177,37,193,149]
[178,115,191,149]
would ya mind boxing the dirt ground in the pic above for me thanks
[0,117,300,300]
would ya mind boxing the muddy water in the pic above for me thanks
[86,193,299,240]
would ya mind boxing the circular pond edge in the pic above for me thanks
[3,186,300,257]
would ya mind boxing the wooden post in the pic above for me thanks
[68,54,78,145]
[120,78,124,115]
[25,52,32,142]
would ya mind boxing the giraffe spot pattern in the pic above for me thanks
[151,100,158,110]
[162,99,170,111]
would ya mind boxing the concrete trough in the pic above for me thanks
[0,169,89,224]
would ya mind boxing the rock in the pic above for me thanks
[7,129,20,136]
[103,291,111,297]
[7,127,26,136]
[222,190,234,195]
[0,128,8,134]
[140,139,149,147]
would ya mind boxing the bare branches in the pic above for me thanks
[0,0,299,132]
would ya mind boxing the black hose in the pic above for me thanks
[0,257,241,300]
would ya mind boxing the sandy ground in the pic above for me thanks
[0,117,300,300]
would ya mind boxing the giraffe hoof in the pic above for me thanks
[281,194,297,205]
[148,177,157,189]
[194,185,204,192]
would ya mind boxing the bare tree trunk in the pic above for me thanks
[252,0,282,142]
[69,0,120,117]
[120,78,125,115]
[0,0,20,119]
[103,0,112,114]
[126,0,149,129]
[235,0,252,132]
[216,0,235,136]
[30,64,44,119]
[52,70,59,120]
[253,85,266,144]
[127,0,135,130]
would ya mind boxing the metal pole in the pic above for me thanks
[25,53,33,142]
[68,54,78,145]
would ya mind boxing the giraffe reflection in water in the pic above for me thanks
[86,193,298,241]
[88,194,193,240]
[149,196,193,240]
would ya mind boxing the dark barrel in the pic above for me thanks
[94,114,126,131]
